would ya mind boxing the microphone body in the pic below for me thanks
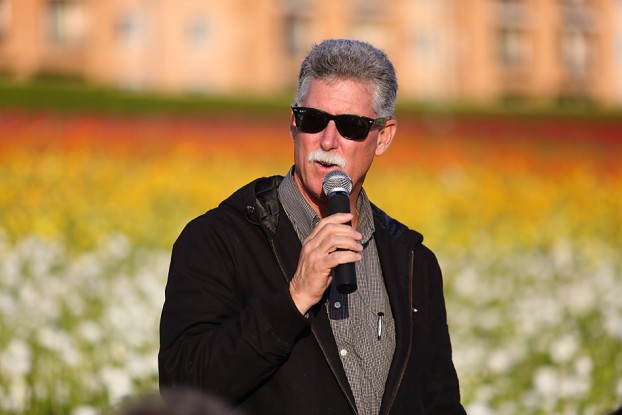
[323,170,357,294]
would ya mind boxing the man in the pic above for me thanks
[159,39,466,415]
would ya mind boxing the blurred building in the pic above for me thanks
[1,0,621,106]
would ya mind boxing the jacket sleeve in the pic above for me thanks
[418,246,466,415]
[158,212,309,403]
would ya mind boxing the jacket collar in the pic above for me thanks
[223,175,422,244]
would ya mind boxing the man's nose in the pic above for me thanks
[320,120,340,150]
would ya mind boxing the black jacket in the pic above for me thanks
[159,176,466,415]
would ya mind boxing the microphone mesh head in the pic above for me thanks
[322,170,352,197]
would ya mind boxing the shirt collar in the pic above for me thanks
[278,167,374,243]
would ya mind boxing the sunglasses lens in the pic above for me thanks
[295,109,328,134]
[335,115,370,141]
[293,107,375,141]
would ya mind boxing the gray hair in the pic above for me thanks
[295,39,398,119]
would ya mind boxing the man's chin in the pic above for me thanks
[293,168,328,208]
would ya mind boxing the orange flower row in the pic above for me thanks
[1,110,619,178]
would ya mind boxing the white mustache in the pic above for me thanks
[307,149,347,169]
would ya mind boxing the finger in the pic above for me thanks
[320,212,354,224]
[318,234,363,255]
[326,250,362,268]
[310,221,362,243]
[310,213,356,235]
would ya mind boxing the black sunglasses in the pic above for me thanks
[291,106,387,141]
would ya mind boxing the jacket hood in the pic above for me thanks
[220,175,284,235]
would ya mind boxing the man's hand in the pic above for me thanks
[289,213,363,315]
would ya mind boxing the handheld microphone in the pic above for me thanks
[322,170,357,294]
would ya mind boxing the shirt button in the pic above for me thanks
[312,216,320,228]
[334,301,341,309]
[340,349,348,357]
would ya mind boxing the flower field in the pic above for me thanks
[0,109,621,415]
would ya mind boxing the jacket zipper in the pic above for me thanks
[381,249,415,415]
[269,236,358,414]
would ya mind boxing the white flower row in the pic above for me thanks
[0,230,167,414]
[0,228,620,414]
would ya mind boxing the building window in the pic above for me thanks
[351,19,386,47]
[494,0,530,68]
[0,0,10,39]
[495,0,529,29]
[351,0,386,43]
[497,29,528,68]
[559,0,594,76]
[45,0,85,47]
[352,0,384,19]
[412,29,439,64]
[116,10,147,50]
[283,0,312,57]
[187,17,210,51]
[560,30,590,76]
[560,0,595,31]
[284,14,310,57]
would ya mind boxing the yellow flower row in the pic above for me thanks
[1,136,619,255]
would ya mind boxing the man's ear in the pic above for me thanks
[375,119,396,156]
